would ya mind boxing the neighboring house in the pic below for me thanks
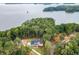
[31,39,43,47]
[21,39,30,46]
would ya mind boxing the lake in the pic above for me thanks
[0,4,79,31]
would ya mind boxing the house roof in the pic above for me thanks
[31,39,43,45]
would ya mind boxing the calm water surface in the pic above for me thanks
[0,4,79,31]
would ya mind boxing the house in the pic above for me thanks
[31,39,43,47]
[21,38,43,47]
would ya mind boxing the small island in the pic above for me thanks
[43,5,79,13]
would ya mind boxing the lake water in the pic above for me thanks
[0,4,79,31]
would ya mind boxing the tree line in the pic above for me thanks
[0,18,79,40]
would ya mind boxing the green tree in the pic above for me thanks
[15,46,31,55]
[3,40,15,55]
[64,23,76,34]
[14,37,21,46]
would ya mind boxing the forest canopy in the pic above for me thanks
[0,17,79,55]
